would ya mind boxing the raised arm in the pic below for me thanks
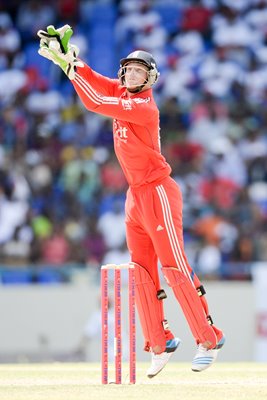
[72,64,157,124]
[37,24,120,98]
[37,25,158,124]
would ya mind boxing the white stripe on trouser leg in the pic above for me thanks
[156,185,190,280]
[156,185,194,285]
[155,186,182,273]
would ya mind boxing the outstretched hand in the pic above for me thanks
[37,25,84,80]
[37,24,73,54]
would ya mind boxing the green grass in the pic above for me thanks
[0,363,266,400]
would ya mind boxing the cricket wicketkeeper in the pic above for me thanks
[37,25,225,377]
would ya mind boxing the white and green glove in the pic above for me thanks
[37,25,83,80]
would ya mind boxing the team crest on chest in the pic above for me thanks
[121,99,132,110]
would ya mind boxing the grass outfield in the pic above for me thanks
[0,363,266,400]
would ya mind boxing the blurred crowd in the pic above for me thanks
[1,0,267,280]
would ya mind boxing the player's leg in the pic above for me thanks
[143,178,224,370]
[125,220,174,352]
[190,273,225,371]
[125,220,181,378]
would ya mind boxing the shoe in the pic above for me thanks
[147,337,181,378]
[191,335,225,372]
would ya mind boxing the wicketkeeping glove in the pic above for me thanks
[37,25,84,80]
[38,25,73,53]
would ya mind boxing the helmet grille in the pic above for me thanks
[119,50,159,87]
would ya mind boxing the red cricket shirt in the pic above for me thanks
[72,63,171,187]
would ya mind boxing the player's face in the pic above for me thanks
[124,62,149,89]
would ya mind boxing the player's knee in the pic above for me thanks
[132,262,152,284]
[133,262,167,299]
[161,266,188,287]
[162,267,208,298]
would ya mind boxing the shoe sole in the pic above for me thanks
[147,352,174,379]
[192,362,215,372]
[147,339,181,379]
[191,336,225,373]
[192,363,214,372]
[147,365,166,379]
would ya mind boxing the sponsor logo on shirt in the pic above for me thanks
[114,120,128,144]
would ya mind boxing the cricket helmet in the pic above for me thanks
[118,50,159,90]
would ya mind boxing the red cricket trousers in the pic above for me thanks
[125,176,222,351]
[125,176,192,349]
[125,176,192,286]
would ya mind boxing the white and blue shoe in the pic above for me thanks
[191,335,225,372]
[147,337,181,378]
